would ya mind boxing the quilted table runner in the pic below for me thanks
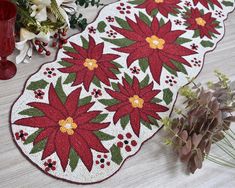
[11,0,235,184]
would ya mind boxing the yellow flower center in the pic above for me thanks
[145,35,165,50]
[155,0,164,3]
[59,117,77,135]
[83,58,98,71]
[195,17,206,27]
[129,95,144,108]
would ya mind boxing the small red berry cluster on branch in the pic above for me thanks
[52,29,68,49]
[34,40,51,56]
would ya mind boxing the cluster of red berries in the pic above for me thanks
[34,40,51,56]
[52,29,68,49]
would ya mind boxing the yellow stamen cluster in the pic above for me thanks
[129,95,144,108]
[155,0,164,3]
[145,35,165,50]
[83,58,98,71]
[195,17,206,26]
[59,117,77,135]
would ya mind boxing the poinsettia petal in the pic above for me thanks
[113,104,133,124]
[111,25,144,41]
[132,76,140,94]
[65,87,82,115]
[142,90,160,101]
[130,108,141,137]
[14,117,56,128]
[163,44,196,56]
[151,16,159,34]
[126,16,145,36]
[91,43,104,60]
[164,30,185,43]
[74,102,95,118]
[48,84,68,116]
[95,68,111,86]
[158,21,172,37]
[70,42,87,57]
[88,35,96,50]
[59,65,84,73]
[41,130,57,160]
[27,102,64,122]
[139,82,154,96]
[143,103,169,112]
[33,128,55,144]
[78,129,108,153]
[70,133,93,172]
[75,111,101,125]
[99,54,120,62]
[148,52,163,84]
[83,70,94,91]
[55,131,70,172]
[135,14,152,36]
[105,88,128,101]
[64,51,84,60]
[72,69,87,86]
[80,122,110,131]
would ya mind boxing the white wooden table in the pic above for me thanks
[0,1,235,187]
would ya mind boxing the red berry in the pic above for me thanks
[52,42,57,47]
[58,44,63,49]
[62,31,66,36]
[46,51,51,56]
[54,33,58,38]
[38,47,43,53]
[35,40,41,45]
[62,39,67,44]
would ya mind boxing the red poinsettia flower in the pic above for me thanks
[192,0,222,9]
[111,15,196,83]
[105,77,168,136]
[14,84,110,172]
[184,8,220,39]
[135,0,181,17]
[59,35,120,91]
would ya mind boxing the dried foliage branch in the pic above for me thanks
[162,71,235,174]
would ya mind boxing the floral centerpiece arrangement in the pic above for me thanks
[12,0,103,64]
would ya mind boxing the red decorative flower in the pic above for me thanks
[191,58,202,67]
[44,68,56,78]
[34,89,45,99]
[59,35,120,91]
[165,75,177,86]
[15,130,28,142]
[88,26,96,34]
[184,8,220,39]
[44,159,56,172]
[91,88,102,98]
[192,0,222,9]
[130,66,140,74]
[105,77,168,136]
[111,15,196,83]
[116,3,131,14]
[106,16,114,22]
[117,133,137,152]
[95,154,110,168]
[14,84,110,172]
[135,0,181,17]
[106,30,118,38]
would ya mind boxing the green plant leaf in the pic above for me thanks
[92,76,101,88]
[81,36,89,49]
[151,98,162,103]
[24,129,43,145]
[115,17,131,30]
[19,108,44,117]
[192,29,200,38]
[111,82,119,91]
[222,1,233,6]
[102,38,134,47]
[128,0,145,5]
[140,75,150,88]
[120,115,129,130]
[64,73,76,84]
[124,73,133,85]
[30,139,47,154]
[111,61,123,68]
[63,46,76,53]
[92,114,108,123]
[163,88,173,105]
[26,80,48,91]
[99,99,119,106]
[176,37,192,44]
[139,12,151,26]
[58,60,72,67]
[159,18,165,27]
[94,131,115,141]
[139,58,149,73]
[171,60,187,75]
[110,144,123,165]
[78,96,92,106]
[200,40,214,48]
[141,120,152,130]
[55,77,67,104]
[69,148,79,172]
[97,21,107,33]
[148,116,159,126]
